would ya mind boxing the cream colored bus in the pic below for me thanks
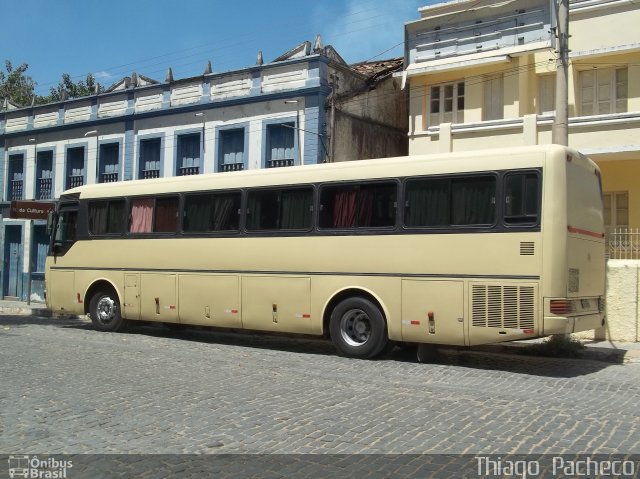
[45,145,605,358]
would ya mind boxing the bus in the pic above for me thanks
[45,145,606,359]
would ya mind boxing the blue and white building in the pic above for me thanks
[0,38,407,301]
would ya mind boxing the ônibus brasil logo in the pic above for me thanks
[8,455,73,478]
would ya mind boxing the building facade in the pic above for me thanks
[403,0,640,249]
[0,39,407,301]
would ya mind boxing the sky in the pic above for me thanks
[0,0,434,97]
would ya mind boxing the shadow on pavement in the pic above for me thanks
[0,314,623,377]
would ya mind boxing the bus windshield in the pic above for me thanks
[50,205,78,256]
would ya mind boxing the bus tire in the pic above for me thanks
[89,289,128,333]
[329,296,389,359]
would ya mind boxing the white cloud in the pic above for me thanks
[315,0,425,63]
[94,71,115,81]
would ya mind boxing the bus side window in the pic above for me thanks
[404,176,495,227]
[183,192,241,232]
[89,200,125,235]
[504,172,540,225]
[129,196,179,234]
[246,187,313,231]
[319,182,397,229]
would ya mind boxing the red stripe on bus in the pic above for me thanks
[567,226,604,238]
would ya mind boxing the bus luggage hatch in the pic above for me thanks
[401,280,465,345]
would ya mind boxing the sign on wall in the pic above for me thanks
[9,201,56,220]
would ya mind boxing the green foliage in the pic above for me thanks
[39,73,104,104]
[0,60,37,107]
[1,59,105,108]
[522,335,586,358]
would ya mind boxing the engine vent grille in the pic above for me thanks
[472,284,536,329]
[520,242,535,255]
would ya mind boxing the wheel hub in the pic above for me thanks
[340,308,371,346]
[96,297,116,325]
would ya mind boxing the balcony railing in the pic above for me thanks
[142,169,160,179]
[221,162,244,172]
[67,175,84,189]
[37,178,53,200]
[10,180,23,200]
[606,228,640,260]
[267,158,294,168]
[179,166,200,176]
[101,172,118,183]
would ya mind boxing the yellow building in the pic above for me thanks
[404,0,640,247]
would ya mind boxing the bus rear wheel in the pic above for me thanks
[329,297,388,359]
[89,289,128,332]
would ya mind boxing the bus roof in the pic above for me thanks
[65,144,581,200]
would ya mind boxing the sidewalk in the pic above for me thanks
[1,299,638,363]
[0,299,51,316]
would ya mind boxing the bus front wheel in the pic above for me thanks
[89,289,128,332]
[329,297,388,359]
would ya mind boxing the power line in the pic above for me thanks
[28,0,419,95]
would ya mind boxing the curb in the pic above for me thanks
[0,305,51,316]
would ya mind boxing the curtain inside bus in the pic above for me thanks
[247,188,312,230]
[451,177,495,225]
[280,189,312,229]
[405,176,495,227]
[89,203,108,234]
[333,190,357,228]
[155,197,179,232]
[89,201,125,234]
[130,198,153,233]
[405,179,449,227]
[212,196,237,230]
[327,184,395,228]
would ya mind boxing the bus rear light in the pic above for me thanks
[550,299,573,315]
[522,329,535,335]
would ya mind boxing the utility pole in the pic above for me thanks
[552,0,570,146]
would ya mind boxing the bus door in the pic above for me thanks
[401,280,466,345]
[47,202,79,311]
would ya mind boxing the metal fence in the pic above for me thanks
[606,228,640,260]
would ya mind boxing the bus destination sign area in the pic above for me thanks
[9,201,55,220]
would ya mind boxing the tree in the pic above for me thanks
[0,60,37,107]
[1,60,105,107]
[40,73,104,103]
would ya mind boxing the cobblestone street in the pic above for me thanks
[1,313,639,456]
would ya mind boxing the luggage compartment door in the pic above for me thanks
[401,280,465,345]
[241,276,311,334]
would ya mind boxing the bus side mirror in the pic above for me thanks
[46,211,58,235]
